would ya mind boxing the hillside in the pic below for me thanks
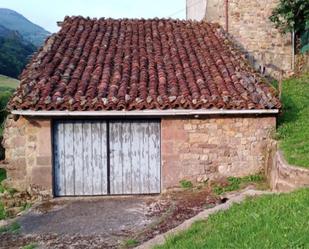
[0,75,18,138]
[0,26,36,78]
[0,74,19,90]
[0,8,50,47]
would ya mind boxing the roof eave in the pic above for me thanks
[11,109,279,117]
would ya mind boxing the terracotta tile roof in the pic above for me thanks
[8,17,281,111]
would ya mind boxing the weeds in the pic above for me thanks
[179,180,193,189]
[123,238,139,248]
[213,174,265,195]
[0,221,21,234]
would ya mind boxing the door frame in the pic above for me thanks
[51,117,161,197]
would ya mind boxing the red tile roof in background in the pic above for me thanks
[8,17,281,111]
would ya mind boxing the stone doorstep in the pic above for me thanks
[135,189,274,249]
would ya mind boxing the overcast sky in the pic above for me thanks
[0,0,186,33]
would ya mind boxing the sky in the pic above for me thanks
[0,0,186,33]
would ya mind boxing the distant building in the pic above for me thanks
[187,0,293,77]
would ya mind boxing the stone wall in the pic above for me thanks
[265,141,309,192]
[161,116,276,189]
[1,115,276,195]
[187,0,292,78]
[1,115,52,195]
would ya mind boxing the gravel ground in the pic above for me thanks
[0,188,222,249]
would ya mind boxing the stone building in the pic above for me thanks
[187,0,293,77]
[2,17,280,197]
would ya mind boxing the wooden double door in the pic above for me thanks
[53,120,161,196]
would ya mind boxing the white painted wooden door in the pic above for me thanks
[53,120,161,196]
[109,121,161,194]
[53,120,108,196]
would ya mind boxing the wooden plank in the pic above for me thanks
[53,122,61,196]
[58,122,66,196]
[130,122,141,194]
[140,122,150,193]
[92,122,103,195]
[109,122,123,194]
[148,122,161,193]
[100,122,108,194]
[64,122,75,195]
[73,121,84,195]
[121,122,133,194]
[82,121,93,195]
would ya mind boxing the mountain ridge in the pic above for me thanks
[0,8,50,47]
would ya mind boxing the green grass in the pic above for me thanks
[0,168,6,219]
[123,239,139,248]
[179,179,193,189]
[0,168,6,183]
[0,168,7,194]
[0,74,19,89]
[155,188,309,249]
[213,174,265,195]
[22,244,38,249]
[0,221,20,234]
[276,74,309,168]
[0,75,18,136]
[0,202,6,220]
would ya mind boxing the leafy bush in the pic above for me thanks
[0,89,12,124]
[270,0,309,53]
[0,88,13,159]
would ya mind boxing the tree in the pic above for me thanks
[270,0,309,53]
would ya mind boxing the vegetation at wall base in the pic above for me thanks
[276,74,309,168]
[0,168,7,219]
[0,221,20,234]
[212,174,265,195]
[179,179,193,189]
[155,188,309,249]
[123,239,139,248]
[22,244,38,249]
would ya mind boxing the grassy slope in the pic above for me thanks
[155,189,309,249]
[0,74,18,135]
[0,168,6,219]
[0,74,19,89]
[277,74,309,168]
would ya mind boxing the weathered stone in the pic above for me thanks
[161,116,276,189]
[265,143,309,192]
[196,174,209,183]
[36,156,51,166]
[31,167,52,189]
[3,115,277,197]
[187,0,292,78]
[2,116,52,197]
